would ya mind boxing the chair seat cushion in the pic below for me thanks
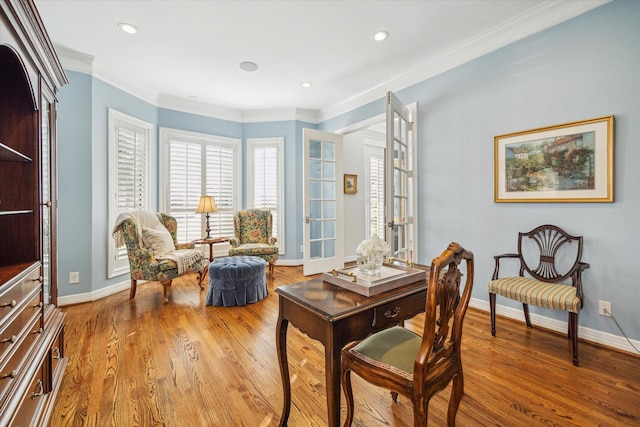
[489,277,581,313]
[229,243,278,256]
[348,326,421,380]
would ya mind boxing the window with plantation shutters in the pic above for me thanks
[247,138,284,254]
[159,128,240,244]
[107,109,154,278]
[365,145,385,239]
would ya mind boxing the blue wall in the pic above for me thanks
[321,0,640,341]
[57,72,93,296]
[55,0,639,344]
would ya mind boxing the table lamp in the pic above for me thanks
[195,195,218,239]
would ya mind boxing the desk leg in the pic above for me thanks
[325,330,342,427]
[277,310,291,427]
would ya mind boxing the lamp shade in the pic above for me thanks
[195,195,218,213]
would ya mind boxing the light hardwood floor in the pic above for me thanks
[50,266,640,426]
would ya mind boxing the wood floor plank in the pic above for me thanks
[50,267,640,426]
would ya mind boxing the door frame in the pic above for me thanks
[334,101,419,263]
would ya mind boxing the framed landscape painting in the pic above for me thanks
[494,115,614,202]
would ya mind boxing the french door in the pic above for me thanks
[385,91,415,261]
[302,129,344,275]
[302,92,415,274]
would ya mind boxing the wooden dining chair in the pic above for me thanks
[341,242,474,426]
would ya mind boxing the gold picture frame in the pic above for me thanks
[344,174,357,194]
[494,115,614,202]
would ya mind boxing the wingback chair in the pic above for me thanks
[228,209,279,277]
[115,212,205,301]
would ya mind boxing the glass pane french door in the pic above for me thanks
[386,91,414,261]
[303,129,343,275]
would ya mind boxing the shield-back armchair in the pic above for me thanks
[489,224,589,365]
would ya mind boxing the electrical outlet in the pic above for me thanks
[300,245,304,253]
[598,300,612,317]
[69,272,80,284]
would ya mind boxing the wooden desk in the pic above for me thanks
[275,273,428,427]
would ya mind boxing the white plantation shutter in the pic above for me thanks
[118,126,147,210]
[108,109,154,278]
[367,147,385,239]
[160,129,240,243]
[205,144,236,237]
[167,139,202,242]
[247,138,284,253]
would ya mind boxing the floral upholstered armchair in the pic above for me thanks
[229,209,279,277]
[113,211,205,301]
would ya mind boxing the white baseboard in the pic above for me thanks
[470,297,640,355]
[58,279,131,306]
[58,274,638,356]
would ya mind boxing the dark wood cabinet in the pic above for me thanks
[0,0,68,424]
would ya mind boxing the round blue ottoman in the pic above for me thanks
[206,256,268,307]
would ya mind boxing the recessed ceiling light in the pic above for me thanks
[239,61,258,72]
[301,82,312,88]
[118,23,138,34]
[373,31,389,41]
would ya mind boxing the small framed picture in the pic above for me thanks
[344,174,357,194]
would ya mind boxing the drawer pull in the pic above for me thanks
[0,300,17,308]
[52,347,61,359]
[1,335,18,344]
[1,370,18,380]
[33,301,44,308]
[384,306,401,318]
[31,380,44,399]
[32,328,44,335]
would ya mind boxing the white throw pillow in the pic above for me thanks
[141,225,175,256]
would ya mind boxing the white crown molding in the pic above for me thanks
[54,0,610,125]
[318,0,612,122]
[56,43,159,105]
[54,44,94,74]
[157,93,243,122]
[242,108,320,124]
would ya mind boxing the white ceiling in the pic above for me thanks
[35,0,608,119]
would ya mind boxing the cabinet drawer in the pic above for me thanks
[0,266,41,326]
[0,287,42,365]
[12,361,45,426]
[50,326,64,373]
[0,308,43,404]
[372,291,426,329]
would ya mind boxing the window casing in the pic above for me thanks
[159,128,241,243]
[247,137,285,254]
[107,109,154,278]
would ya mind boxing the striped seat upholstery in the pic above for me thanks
[488,225,589,366]
[489,277,581,313]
